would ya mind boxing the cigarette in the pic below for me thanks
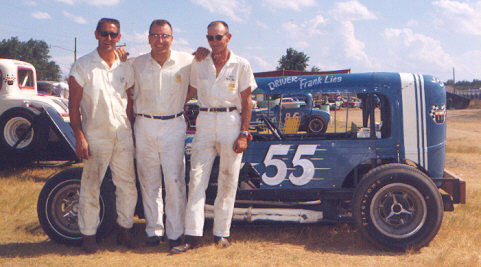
[116,43,127,47]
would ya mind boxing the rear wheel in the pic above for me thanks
[353,164,443,251]
[307,116,327,134]
[37,167,117,245]
[0,108,47,156]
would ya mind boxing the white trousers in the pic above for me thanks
[135,116,187,240]
[78,130,137,236]
[184,111,242,237]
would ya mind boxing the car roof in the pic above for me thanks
[253,72,436,96]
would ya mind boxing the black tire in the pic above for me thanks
[0,108,47,155]
[37,167,117,245]
[307,116,327,134]
[353,164,443,251]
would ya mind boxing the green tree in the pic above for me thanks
[0,37,61,81]
[277,48,310,71]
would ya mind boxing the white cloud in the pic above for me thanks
[191,0,251,22]
[280,14,327,40]
[31,11,51,20]
[23,0,37,6]
[384,28,454,68]
[62,11,87,24]
[455,50,481,80]
[253,56,271,69]
[432,0,481,35]
[123,31,149,44]
[261,0,316,11]
[330,0,377,21]
[339,21,370,63]
[256,20,269,30]
[55,0,119,5]
[82,0,120,6]
[55,0,74,4]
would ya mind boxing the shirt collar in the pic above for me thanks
[93,49,120,68]
[148,50,177,67]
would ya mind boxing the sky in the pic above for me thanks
[1,0,481,82]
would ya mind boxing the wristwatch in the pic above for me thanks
[240,130,249,136]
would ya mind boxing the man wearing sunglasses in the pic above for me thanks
[173,20,257,252]
[68,17,137,253]
[127,19,202,253]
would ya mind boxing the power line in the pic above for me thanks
[49,45,74,52]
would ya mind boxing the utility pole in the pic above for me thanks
[453,67,456,94]
[74,37,77,62]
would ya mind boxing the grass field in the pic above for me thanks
[0,110,480,267]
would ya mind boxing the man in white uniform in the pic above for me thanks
[68,18,137,253]
[128,19,193,251]
[174,21,257,252]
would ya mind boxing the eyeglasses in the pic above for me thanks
[206,33,228,42]
[149,33,172,39]
[98,31,119,38]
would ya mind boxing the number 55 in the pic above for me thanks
[262,144,317,186]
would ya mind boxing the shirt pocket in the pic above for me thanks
[137,71,157,97]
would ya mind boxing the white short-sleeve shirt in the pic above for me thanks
[69,49,134,140]
[130,50,193,116]
[190,50,257,112]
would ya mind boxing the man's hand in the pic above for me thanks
[75,135,91,160]
[193,47,210,62]
[232,133,250,153]
[116,47,130,62]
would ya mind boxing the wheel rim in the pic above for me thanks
[48,182,81,237]
[308,118,324,133]
[46,180,106,240]
[3,117,34,149]
[370,183,427,239]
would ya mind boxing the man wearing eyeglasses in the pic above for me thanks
[68,18,137,253]
[128,19,202,253]
[173,20,257,252]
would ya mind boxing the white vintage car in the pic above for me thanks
[0,58,69,158]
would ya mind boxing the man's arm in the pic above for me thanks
[233,87,252,153]
[185,85,197,103]
[126,86,135,125]
[68,76,90,160]
[192,47,210,62]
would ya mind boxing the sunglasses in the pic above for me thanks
[149,33,172,39]
[98,31,119,38]
[206,33,227,41]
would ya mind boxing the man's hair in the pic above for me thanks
[149,19,172,34]
[207,20,229,32]
[96,18,120,32]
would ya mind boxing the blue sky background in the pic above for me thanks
[1,0,480,82]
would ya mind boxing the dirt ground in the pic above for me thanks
[0,109,479,267]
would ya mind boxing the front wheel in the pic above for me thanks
[37,167,117,245]
[307,116,327,134]
[352,164,443,251]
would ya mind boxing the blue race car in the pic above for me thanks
[37,72,465,251]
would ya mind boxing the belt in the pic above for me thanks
[199,107,237,112]
[136,111,184,120]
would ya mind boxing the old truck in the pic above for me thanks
[0,58,75,164]
[37,72,465,251]
[250,93,331,134]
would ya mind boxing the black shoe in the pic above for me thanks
[146,235,161,246]
[170,235,201,254]
[214,236,230,248]
[116,224,137,249]
[81,234,98,254]
[168,238,182,249]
